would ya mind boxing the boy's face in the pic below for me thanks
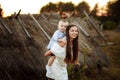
[58,21,68,33]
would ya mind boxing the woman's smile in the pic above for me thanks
[69,26,78,39]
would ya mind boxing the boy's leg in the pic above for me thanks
[44,50,52,56]
[46,56,56,75]
[47,56,56,66]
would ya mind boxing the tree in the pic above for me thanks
[40,6,46,13]
[89,3,99,17]
[40,2,57,13]
[57,2,75,12]
[0,4,3,17]
[75,1,90,16]
[107,0,120,23]
[57,2,65,12]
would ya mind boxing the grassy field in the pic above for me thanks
[67,30,120,80]
[101,30,120,80]
[71,30,120,80]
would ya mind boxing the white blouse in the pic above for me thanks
[46,37,68,80]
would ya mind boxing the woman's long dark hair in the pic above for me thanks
[64,24,79,64]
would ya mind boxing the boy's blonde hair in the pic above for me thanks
[58,19,69,26]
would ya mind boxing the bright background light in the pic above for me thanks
[0,0,110,17]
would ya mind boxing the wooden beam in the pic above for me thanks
[29,13,50,40]
[17,16,31,38]
[0,18,12,34]
[84,11,107,41]
[74,21,90,37]
[15,9,21,19]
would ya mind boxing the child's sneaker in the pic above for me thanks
[46,65,52,75]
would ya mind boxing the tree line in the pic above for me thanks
[102,0,120,30]
[0,0,119,30]
[40,1,90,17]
[40,0,120,30]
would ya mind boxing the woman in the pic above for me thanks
[46,24,79,80]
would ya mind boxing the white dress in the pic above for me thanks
[46,41,68,80]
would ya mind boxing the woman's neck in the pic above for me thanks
[70,38,73,47]
[70,38,73,42]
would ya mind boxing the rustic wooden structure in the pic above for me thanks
[0,11,109,80]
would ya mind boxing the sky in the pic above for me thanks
[0,0,111,17]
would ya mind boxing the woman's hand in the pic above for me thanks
[75,61,80,66]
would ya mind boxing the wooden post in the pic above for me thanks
[17,16,31,38]
[15,9,21,19]
[0,17,12,34]
[84,11,107,41]
[29,13,50,40]
[41,14,47,20]
[74,21,90,37]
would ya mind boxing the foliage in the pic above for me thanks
[107,0,120,23]
[89,3,99,18]
[75,1,90,16]
[57,2,65,12]
[103,21,117,30]
[40,1,90,16]
[102,30,120,80]
[0,4,3,17]
[59,2,75,12]
[40,2,57,12]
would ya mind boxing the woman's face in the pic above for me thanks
[69,26,78,39]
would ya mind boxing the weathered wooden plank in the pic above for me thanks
[0,18,12,34]
[15,9,21,19]
[84,11,107,41]
[17,16,31,38]
[99,42,115,47]
[74,21,90,37]
[29,13,50,40]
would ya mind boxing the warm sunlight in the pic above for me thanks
[0,0,110,17]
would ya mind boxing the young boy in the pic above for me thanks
[44,19,69,74]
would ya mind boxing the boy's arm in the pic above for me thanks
[44,50,52,56]
[52,30,60,42]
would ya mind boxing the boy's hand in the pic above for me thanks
[58,38,63,42]
[59,39,66,47]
